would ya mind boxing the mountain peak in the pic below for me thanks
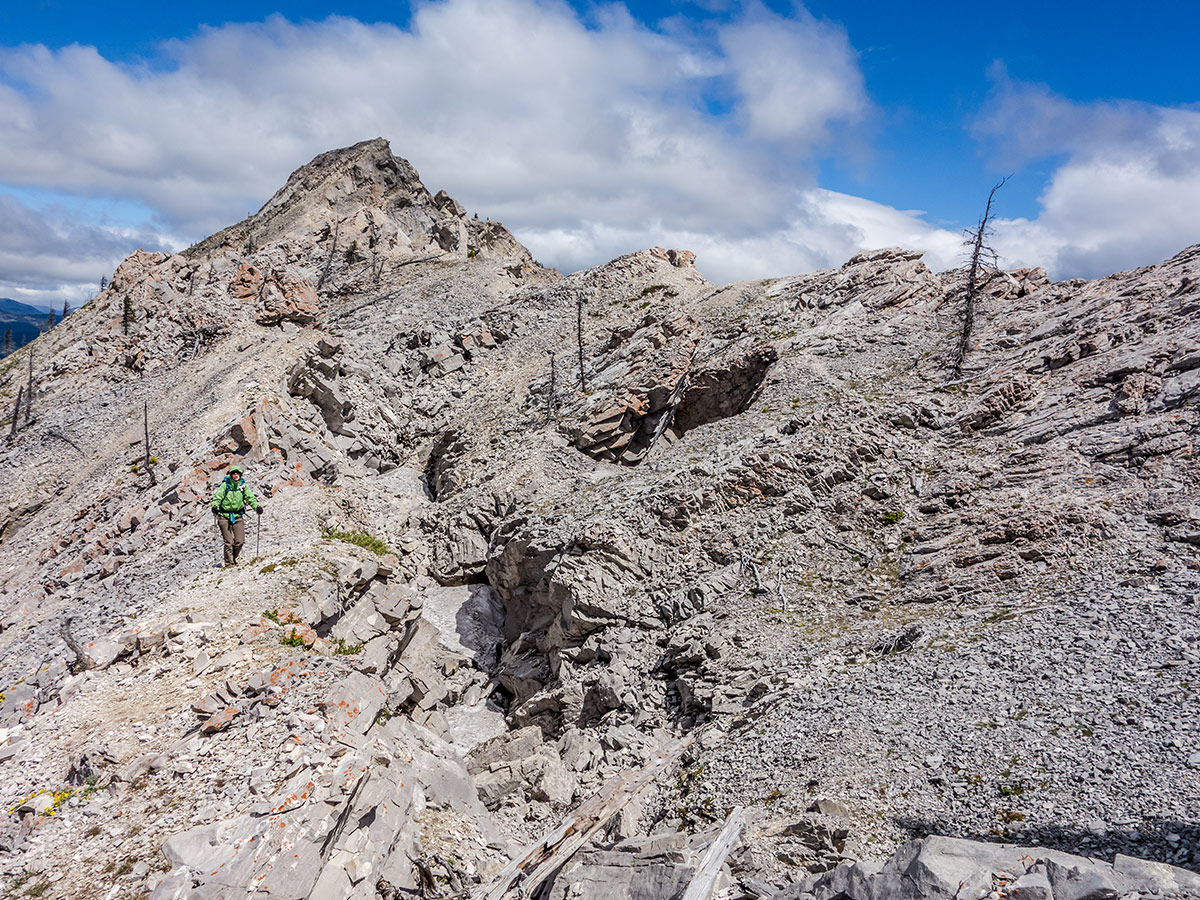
[187,139,536,271]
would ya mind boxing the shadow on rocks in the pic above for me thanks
[890,814,1200,875]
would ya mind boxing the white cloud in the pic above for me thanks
[520,188,962,284]
[0,0,883,295]
[15,5,1190,295]
[717,9,867,145]
[0,194,173,306]
[976,77,1200,277]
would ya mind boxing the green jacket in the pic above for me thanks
[211,477,259,519]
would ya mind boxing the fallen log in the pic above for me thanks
[681,806,745,900]
[473,735,693,899]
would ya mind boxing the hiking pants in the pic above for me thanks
[217,515,245,565]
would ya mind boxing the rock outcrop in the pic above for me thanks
[0,141,1197,899]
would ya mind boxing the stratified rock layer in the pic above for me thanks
[0,140,1197,899]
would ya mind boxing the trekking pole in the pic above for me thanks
[256,512,262,560]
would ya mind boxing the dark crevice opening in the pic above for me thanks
[670,346,777,438]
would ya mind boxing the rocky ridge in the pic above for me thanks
[0,139,1197,900]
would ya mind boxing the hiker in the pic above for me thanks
[210,463,263,566]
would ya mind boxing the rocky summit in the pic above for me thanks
[0,138,1197,900]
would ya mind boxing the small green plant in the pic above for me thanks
[7,874,30,892]
[467,247,478,258]
[374,709,392,726]
[280,629,307,648]
[320,527,390,556]
[25,880,51,898]
[7,786,75,817]
[882,510,906,525]
[331,636,363,656]
[263,608,302,625]
[259,557,299,575]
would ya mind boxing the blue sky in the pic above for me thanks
[1,0,1198,307]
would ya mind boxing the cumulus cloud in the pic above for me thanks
[718,10,867,145]
[0,0,890,293]
[976,75,1200,277]
[522,188,961,283]
[0,194,172,306]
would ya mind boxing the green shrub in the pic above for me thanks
[331,636,363,656]
[882,510,906,525]
[280,629,307,648]
[321,528,390,556]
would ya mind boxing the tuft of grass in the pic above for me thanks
[259,557,299,575]
[331,636,363,656]
[882,510,906,525]
[320,528,390,556]
[280,629,307,648]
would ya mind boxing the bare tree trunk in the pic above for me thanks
[144,400,157,486]
[24,350,33,425]
[59,617,88,670]
[7,387,23,442]
[576,295,587,392]
[952,177,1007,378]
[681,806,745,900]
[317,219,341,291]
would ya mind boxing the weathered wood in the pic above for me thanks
[7,386,23,441]
[681,806,745,900]
[24,349,33,424]
[143,400,157,486]
[473,736,692,900]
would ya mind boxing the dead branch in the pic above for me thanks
[473,736,692,900]
[681,806,745,900]
[952,177,1008,378]
[25,349,34,425]
[143,400,157,486]
[317,218,342,291]
[821,533,873,567]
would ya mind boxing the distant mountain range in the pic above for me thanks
[0,297,72,355]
